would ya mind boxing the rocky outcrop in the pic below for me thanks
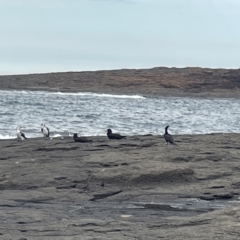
[1,133,240,239]
[1,67,240,97]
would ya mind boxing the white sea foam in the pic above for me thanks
[0,134,16,139]
[8,90,145,99]
[52,134,62,138]
[51,92,145,99]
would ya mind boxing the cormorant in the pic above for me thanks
[41,124,50,137]
[164,126,177,145]
[106,129,126,140]
[73,133,92,142]
[16,126,27,141]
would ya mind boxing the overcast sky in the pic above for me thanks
[1,0,240,75]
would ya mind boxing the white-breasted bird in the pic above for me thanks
[41,124,50,137]
[16,126,27,141]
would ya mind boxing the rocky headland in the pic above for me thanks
[1,66,240,97]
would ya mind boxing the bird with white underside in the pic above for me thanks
[16,126,27,141]
[41,124,50,137]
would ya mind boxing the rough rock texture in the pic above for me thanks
[1,133,240,239]
[1,67,240,97]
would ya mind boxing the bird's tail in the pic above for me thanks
[22,134,27,139]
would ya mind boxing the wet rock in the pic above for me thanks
[143,204,186,211]
[210,185,225,189]
[213,193,234,199]
[199,196,216,201]
[90,190,123,201]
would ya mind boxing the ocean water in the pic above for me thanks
[0,90,240,139]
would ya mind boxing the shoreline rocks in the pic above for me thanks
[1,133,240,239]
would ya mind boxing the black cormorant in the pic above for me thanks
[73,133,92,142]
[164,126,177,145]
[106,129,126,140]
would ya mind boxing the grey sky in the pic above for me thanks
[1,0,240,74]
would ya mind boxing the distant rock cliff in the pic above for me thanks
[0,67,240,97]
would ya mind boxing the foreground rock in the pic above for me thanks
[1,67,240,97]
[1,133,240,239]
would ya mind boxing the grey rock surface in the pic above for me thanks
[1,133,240,239]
